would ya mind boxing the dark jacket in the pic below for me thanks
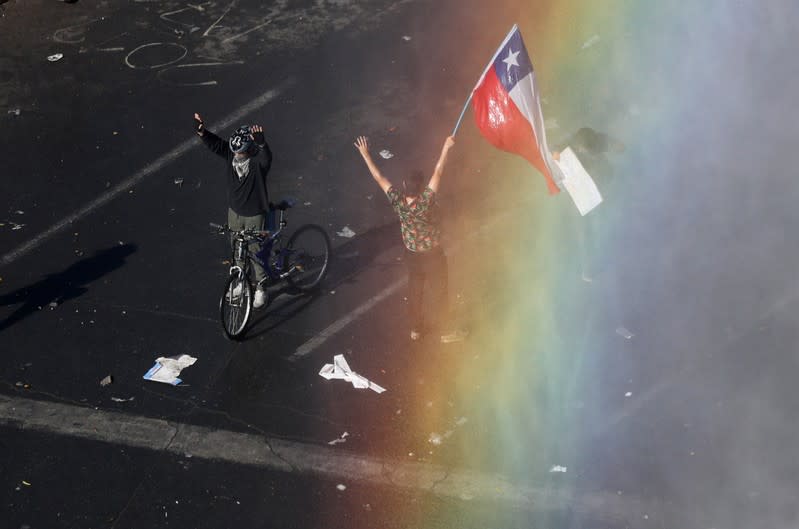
[201,129,273,216]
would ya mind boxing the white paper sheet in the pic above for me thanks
[143,354,197,385]
[319,354,386,393]
[554,146,603,216]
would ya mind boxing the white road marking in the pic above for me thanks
[289,213,504,361]
[290,277,406,361]
[0,393,657,524]
[0,82,291,267]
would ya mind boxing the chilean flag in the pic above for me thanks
[471,25,562,194]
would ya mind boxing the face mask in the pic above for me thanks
[232,156,251,180]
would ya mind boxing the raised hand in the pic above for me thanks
[194,112,204,135]
[354,136,370,157]
[251,124,265,146]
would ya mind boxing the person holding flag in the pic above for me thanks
[353,135,464,343]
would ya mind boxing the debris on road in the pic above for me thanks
[336,484,347,491]
[336,226,356,238]
[625,391,633,397]
[303,201,312,206]
[111,396,135,402]
[174,178,184,187]
[319,354,386,393]
[581,35,600,49]
[616,326,634,340]
[378,149,394,159]
[47,53,64,62]
[550,465,568,473]
[100,375,113,387]
[428,432,443,446]
[402,35,412,41]
[8,108,20,116]
[328,432,350,445]
[143,354,197,385]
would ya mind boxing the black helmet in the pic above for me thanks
[229,126,254,154]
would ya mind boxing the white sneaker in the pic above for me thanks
[253,288,266,309]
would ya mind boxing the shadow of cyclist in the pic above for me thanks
[0,243,137,332]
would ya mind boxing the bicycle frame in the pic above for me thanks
[229,208,295,283]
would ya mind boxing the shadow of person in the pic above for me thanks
[0,243,137,332]
[245,221,400,340]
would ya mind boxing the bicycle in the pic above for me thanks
[210,199,331,340]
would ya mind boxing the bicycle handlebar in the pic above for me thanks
[209,222,269,241]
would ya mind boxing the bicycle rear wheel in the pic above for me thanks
[219,273,252,339]
[285,224,331,292]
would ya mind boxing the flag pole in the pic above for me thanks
[451,91,474,136]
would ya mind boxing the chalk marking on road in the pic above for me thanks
[221,19,272,43]
[0,81,292,267]
[0,393,658,524]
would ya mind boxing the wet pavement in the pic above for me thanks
[3,0,799,528]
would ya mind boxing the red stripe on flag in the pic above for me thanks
[472,68,559,194]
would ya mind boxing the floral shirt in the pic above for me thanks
[386,186,441,252]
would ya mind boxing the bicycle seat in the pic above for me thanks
[270,198,296,211]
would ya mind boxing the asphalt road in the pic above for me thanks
[3,1,799,528]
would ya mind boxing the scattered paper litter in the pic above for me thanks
[625,391,633,397]
[143,354,197,385]
[328,432,350,445]
[336,226,356,238]
[581,34,600,49]
[428,432,443,446]
[336,484,347,491]
[100,375,113,387]
[616,327,634,340]
[303,201,312,206]
[550,465,568,473]
[319,354,386,393]
[47,53,64,62]
[402,35,412,41]
[378,149,394,159]
[111,396,135,402]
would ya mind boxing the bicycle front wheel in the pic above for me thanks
[219,273,252,339]
[285,224,331,292]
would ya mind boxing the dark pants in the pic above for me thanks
[405,246,448,332]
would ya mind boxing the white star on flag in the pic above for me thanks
[502,48,520,72]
